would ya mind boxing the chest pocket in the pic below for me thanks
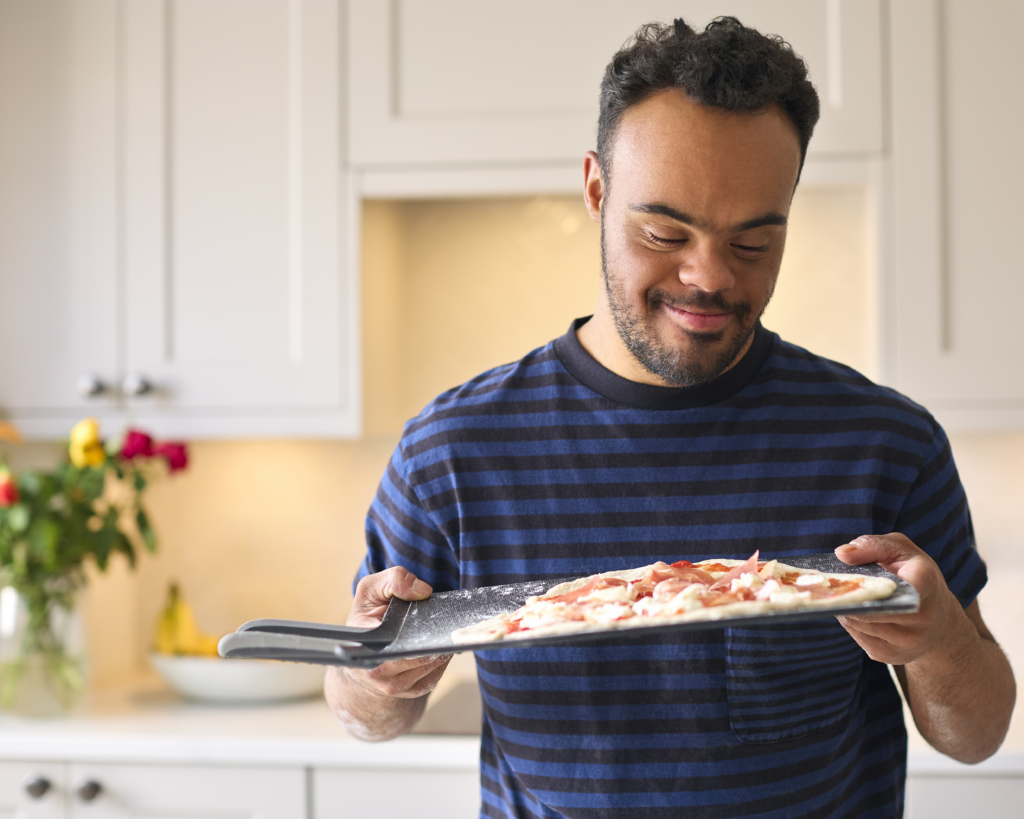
[724,620,866,743]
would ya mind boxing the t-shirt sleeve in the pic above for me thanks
[353,441,460,595]
[892,419,987,608]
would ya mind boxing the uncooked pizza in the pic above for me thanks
[451,551,897,644]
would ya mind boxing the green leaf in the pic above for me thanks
[115,531,136,568]
[7,504,29,533]
[28,518,60,560]
[20,471,42,495]
[133,471,146,493]
[92,523,116,571]
[136,508,157,552]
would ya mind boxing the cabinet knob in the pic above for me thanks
[122,372,152,397]
[75,779,103,802]
[24,775,51,798]
[76,372,106,397]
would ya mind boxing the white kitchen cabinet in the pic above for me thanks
[314,768,480,818]
[0,0,120,419]
[0,760,65,819]
[65,763,305,818]
[0,761,305,818]
[349,0,883,171]
[884,0,1024,429]
[0,0,359,439]
[122,0,356,436]
[906,776,1024,819]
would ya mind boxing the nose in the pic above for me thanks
[677,241,736,293]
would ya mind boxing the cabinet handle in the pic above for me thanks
[122,372,152,397]
[75,779,103,801]
[24,775,51,798]
[76,372,106,397]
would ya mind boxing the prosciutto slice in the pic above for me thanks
[709,550,760,591]
[631,562,718,597]
[537,576,630,606]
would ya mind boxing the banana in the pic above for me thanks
[153,583,219,656]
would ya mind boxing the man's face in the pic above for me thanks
[586,90,802,386]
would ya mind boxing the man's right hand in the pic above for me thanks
[325,567,453,739]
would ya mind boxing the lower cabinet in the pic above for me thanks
[1,760,481,818]
[905,776,1024,819]
[7,758,1024,818]
[0,760,64,819]
[313,768,480,819]
[0,762,305,818]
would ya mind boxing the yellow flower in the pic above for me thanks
[69,418,106,468]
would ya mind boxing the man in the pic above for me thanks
[326,18,1015,818]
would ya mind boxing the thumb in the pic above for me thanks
[353,566,433,613]
[835,533,920,573]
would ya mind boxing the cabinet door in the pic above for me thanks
[0,760,65,819]
[66,763,304,818]
[122,0,355,431]
[0,0,120,421]
[887,0,1024,428]
[313,769,477,818]
[314,768,480,818]
[906,776,1024,819]
[349,0,882,168]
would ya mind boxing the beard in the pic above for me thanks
[600,228,772,387]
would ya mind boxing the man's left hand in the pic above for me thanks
[833,533,974,666]
[833,532,1015,764]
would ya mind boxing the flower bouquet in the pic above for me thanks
[0,419,188,716]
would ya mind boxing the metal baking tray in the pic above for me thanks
[219,553,919,668]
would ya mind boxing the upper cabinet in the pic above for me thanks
[0,0,120,419]
[348,0,884,171]
[0,0,358,439]
[886,0,1024,429]
[122,0,355,436]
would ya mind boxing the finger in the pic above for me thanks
[837,614,919,643]
[362,654,453,698]
[837,616,934,664]
[834,533,922,574]
[352,567,433,614]
[836,619,901,662]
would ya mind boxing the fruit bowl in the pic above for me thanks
[149,653,325,704]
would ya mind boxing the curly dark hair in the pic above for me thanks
[597,17,820,182]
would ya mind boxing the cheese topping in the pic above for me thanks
[580,583,638,605]
[731,572,764,593]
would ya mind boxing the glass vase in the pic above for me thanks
[0,584,87,717]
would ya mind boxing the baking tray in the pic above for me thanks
[218,553,919,668]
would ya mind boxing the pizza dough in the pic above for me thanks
[451,552,897,645]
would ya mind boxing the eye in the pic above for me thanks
[732,242,769,256]
[643,230,684,247]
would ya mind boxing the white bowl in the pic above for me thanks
[149,653,325,704]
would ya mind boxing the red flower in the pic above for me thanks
[121,429,154,460]
[0,472,18,508]
[154,442,188,473]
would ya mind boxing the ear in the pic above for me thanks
[583,151,605,223]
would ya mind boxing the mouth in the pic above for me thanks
[661,302,734,333]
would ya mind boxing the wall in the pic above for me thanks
[1,190,1020,687]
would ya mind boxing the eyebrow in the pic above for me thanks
[629,203,787,233]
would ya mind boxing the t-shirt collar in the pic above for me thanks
[553,316,774,410]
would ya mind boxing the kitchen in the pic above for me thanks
[1,0,1022,816]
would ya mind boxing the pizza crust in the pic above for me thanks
[451,559,897,645]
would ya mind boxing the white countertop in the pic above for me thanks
[0,676,479,770]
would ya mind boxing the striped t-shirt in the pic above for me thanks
[357,318,986,819]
